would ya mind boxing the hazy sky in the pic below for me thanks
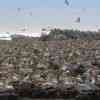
[0,0,100,33]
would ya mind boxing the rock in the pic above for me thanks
[12,81,34,97]
[77,83,97,95]
[1,39,100,99]
[0,88,18,100]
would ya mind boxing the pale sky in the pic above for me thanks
[0,0,100,33]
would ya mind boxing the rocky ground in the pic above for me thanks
[0,38,100,99]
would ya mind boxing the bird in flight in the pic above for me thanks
[29,12,33,16]
[17,8,21,12]
[75,17,80,23]
[65,0,69,6]
[20,27,27,32]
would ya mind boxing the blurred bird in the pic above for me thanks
[82,8,86,13]
[17,8,21,12]
[42,28,46,31]
[65,0,69,6]
[20,28,27,32]
[96,25,99,28]
[29,12,32,16]
[75,17,80,23]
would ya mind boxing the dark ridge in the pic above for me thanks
[40,28,100,41]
